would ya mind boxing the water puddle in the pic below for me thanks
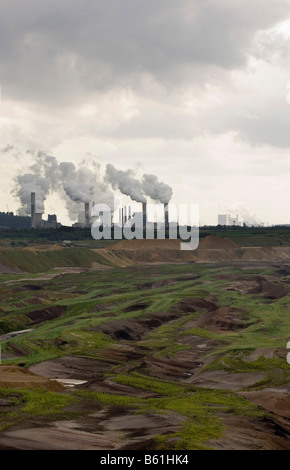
[51,378,88,388]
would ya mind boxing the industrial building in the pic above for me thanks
[30,192,61,229]
[28,191,170,231]
[218,214,240,226]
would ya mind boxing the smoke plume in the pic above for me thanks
[105,163,146,203]
[13,151,114,220]
[142,174,173,204]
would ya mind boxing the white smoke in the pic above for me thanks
[105,163,146,203]
[13,151,114,221]
[225,202,263,226]
[142,174,173,204]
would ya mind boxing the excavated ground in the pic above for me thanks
[0,237,290,450]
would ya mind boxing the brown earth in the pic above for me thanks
[240,389,290,420]
[104,239,182,251]
[209,413,290,450]
[224,275,289,299]
[196,306,248,332]
[98,311,181,342]
[0,407,184,450]
[26,305,67,324]
[0,365,65,391]
[173,297,218,313]
[100,236,290,264]
[198,235,240,250]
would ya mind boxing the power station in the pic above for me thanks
[29,191,171,232]
[30,192,61,229]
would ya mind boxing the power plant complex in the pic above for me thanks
[30,192,61,229]
[29,191,170,231]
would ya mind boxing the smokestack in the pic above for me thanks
[124,206,127,223]
[85,202,90,227]
[128,206,131,220]
[122,207,124,225]
[31,192,36,229]
[35,213,42,228]
[119,208,122,224]
[142,202,147,229]
[164,203,169,232]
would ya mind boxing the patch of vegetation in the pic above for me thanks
[0,387,75,432]
[114,372,185,396]
[203,351,289,373]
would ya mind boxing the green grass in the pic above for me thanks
[203,350,290,373]
[21,388,74,415]
[114,372,185,395]
[74,379,264,449]
[0,387,75,431]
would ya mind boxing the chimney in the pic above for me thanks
[85,202,90,227]
[142,202,147,229]
[122,207,124,225]
[124,206,127,223]
[164,203,169,232]
[35,213,42,228]
[119,208,122,224]
[128,206,132,220]
[31,192,36,229]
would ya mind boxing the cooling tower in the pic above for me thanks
[31,192,36,229]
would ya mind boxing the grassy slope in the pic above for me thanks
[0,247,114,272]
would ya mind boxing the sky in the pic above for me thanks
[1,0,290,226]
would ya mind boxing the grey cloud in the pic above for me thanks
[1,145,14,153]
[1,0,289,106]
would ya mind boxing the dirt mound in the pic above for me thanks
[276,266,290,276]
[0,365,65,391]
[99,312,180,341]
[196,306,247,332]
[248,280,289,299]
[22,284,43,291]
[140,355,194,381]
[105,239,181,251]
[0,263,22,274]
[189,370,266,391]
[27,297,47,305]
[26,306,67,324]
[209,413,290,450]
[173,297,217,313]
[138,275,199,290]
[198,235,239,250]
[225,280,261,295]
[138,279,176,290]
[223,274,289,299]
[241,390,290,420]
[123,302,149,313]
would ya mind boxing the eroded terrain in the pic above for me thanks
[0,236,289,450]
